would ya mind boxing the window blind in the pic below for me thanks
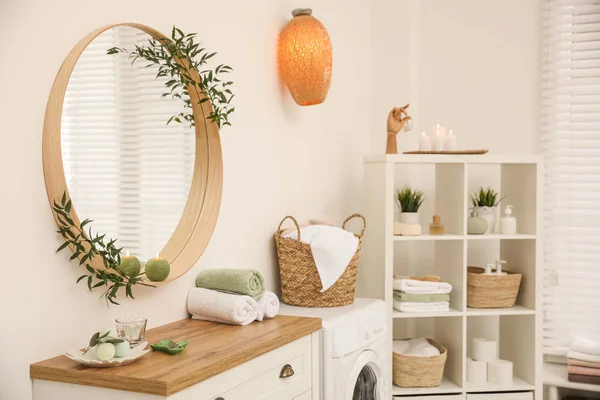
[541,0,600,355]
[62,27,194,261]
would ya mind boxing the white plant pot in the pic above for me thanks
[399,212,420,224]
[395,212,422,236]
[474,206,497,234]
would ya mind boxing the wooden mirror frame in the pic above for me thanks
[42,23,223,283]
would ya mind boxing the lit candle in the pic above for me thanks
[434,129,445,151]
[144,252,170,282]
[444,129,457,151]
[433,123,447,137]
[119,250,141,277]
[419,131,432,151]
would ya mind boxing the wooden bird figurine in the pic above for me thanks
[386,104,412,154]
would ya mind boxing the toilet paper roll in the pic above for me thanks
[467,358,487,383]
[472,337,498,362]
[488,359,513,385]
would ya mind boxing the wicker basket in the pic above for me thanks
[275,214,365,308]
[467,267,522,308]
[393,338,448,388]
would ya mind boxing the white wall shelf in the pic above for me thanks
[392,377,462,396]
[393,308,463,319]
[358,154,543,399]
[466,233,536,240]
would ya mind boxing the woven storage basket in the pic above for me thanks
[275,214,365,308]
[467,266,522,308]
[393,338,447,388]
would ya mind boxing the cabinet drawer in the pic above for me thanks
[186,335,312,400]
[294,390,311,400]
[467,392,533,400]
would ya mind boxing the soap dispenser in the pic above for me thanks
[483,264,495,275]
[494,259,508,276]
[500,205,517,234]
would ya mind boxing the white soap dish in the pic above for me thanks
[65,342,149,368]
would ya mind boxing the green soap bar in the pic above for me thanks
[150,339,188,355]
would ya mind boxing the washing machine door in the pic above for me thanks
[345,350,385,400]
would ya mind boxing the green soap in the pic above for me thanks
[145,258,170,282]
[114,341,130,358]
[150,339,188,355]
[96,343,116,361]
[119,256,141,277]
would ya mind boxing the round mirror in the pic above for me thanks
[43,23,223,283]
[61,26,194,261]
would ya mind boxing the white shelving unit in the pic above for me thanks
[357,154,543,399]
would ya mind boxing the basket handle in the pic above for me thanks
[342,213,366,238]
[277,215,301,242]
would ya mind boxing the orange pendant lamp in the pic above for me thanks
[278,8,332,106]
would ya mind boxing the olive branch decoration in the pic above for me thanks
[107,26,235,129]
[53,192,155,307]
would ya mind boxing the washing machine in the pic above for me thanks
[280,298,388,400]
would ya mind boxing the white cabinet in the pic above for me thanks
[32,333,318,400]
[360,155,543,399]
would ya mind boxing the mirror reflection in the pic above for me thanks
[61,26,195,261]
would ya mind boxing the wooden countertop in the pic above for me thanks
[30,315,321,396]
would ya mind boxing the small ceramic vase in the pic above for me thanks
[467,211,488,235]
[474,206,496,234]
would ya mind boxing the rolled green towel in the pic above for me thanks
[195,269,265,300]
[393,291,450,303]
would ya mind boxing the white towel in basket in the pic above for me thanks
[283,225,358,292]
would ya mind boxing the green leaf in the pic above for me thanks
[86,265,95,274]
[56,241,70,252]
[65,200,72,213]
[89,332,100,347]
[61,192,66,206]
[77,274,88,283]
[87,276,93,291]
[92,281,106,289]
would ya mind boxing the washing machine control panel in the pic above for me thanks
[330,310,387,358]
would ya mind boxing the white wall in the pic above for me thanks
[0,1,540,399]
[0,1,371,399]
[370,0,540,154]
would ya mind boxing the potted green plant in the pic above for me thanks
[395,186,425,235]
[470,187,504,234]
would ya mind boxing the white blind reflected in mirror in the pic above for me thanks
[62,27,194,261]
[541,2,600,355]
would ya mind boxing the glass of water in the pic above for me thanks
[115,316,147,348]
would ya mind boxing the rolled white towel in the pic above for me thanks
[256,291,280,321]
[187,288,259,326]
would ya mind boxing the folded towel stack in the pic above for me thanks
[187,269,280,326]
[393,278,452,313]
[568,337,600,385]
